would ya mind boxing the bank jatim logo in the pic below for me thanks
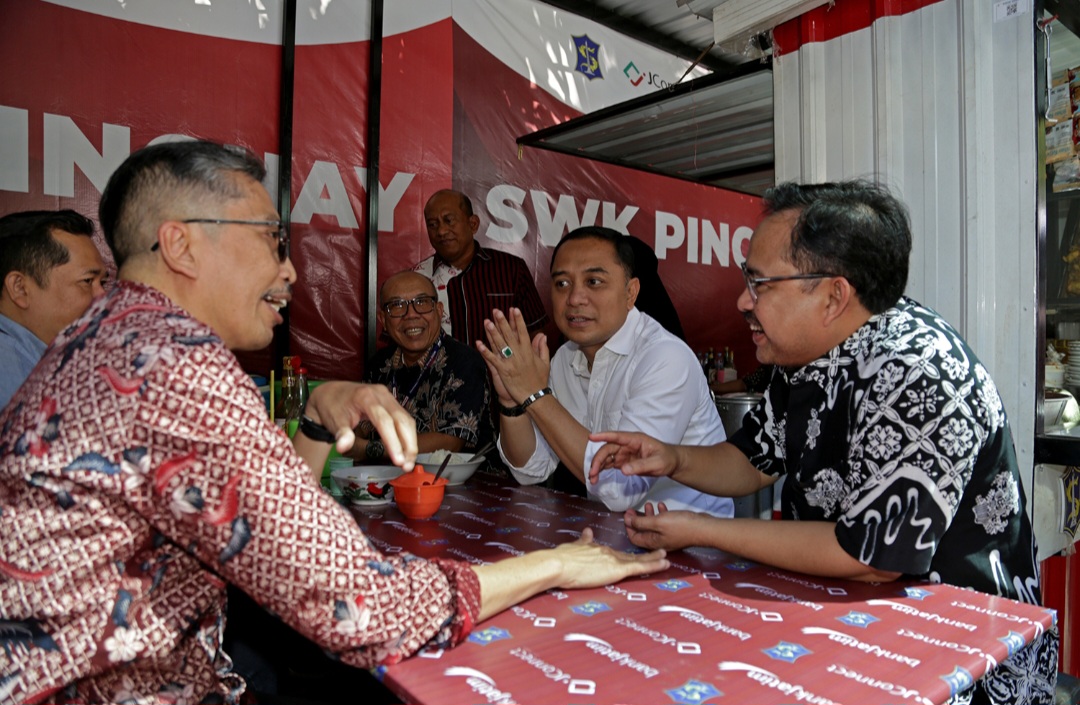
[836,610,879,628]
[468,626,512,646]
[665,679,722,704]
[570,600,612,617]
[762,641,812,664]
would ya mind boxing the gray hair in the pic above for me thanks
[99,140,266,268]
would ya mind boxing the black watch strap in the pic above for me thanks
[299,415,336,443]
[520,387,552,410]
[498,402,526,417]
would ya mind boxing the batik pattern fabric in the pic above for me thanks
[728,296,1057,704]
[364,332,493,451]
[0,282,480,705]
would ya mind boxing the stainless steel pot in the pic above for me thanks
[713,392,770,519]
[714,393,764,437]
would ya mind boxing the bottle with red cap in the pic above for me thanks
[296,366,309,416]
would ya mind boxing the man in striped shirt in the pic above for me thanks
[413,190,547,348]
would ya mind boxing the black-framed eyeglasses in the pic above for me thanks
[382,295,437,318]
[152,219,290,262]
[740,262,836,303]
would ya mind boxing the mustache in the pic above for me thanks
[743,311,759,327]
[265,284,293,301]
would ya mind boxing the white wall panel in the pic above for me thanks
[774,0,1037,493]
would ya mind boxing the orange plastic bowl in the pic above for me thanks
[389,465,447,519]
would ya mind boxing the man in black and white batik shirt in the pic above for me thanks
[590,181,1058,705]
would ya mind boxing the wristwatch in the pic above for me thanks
[299,415,336,443]
[366,438,386,460]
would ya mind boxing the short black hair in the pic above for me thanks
[427,190,474,219]
[550,226,636,280]
[763,180,912,313]
[0,209,95,287]
[99,139,266,268]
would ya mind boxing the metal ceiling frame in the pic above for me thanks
[517,59,774,195]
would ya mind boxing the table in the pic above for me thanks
[348,473,1055,705]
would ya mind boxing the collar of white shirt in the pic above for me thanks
[568,307,642,376]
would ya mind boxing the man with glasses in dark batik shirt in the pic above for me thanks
[591,181,1058,705]
[348,270,494,463]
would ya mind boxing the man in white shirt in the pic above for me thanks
[479,226,733,517]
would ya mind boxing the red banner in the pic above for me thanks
[0,0,764,382]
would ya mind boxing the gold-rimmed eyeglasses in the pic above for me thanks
[740,262,836,303]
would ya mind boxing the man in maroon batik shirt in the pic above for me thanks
[0,141,667,705]
[413,190,547,349]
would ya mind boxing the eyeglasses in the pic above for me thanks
[382,295,437,318]
[740,262,836,303]
[152,219,290,262]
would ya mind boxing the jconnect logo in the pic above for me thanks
[623,61,675,90]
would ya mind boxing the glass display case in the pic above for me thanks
[1037,14,1080,463]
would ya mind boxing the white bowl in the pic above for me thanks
[415,451,485,486]
[330,465,405,505]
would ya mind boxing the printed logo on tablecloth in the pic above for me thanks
[762,641,812,663]
[570,600,612,617]
[837,610,880,628]
[508,647,597,695]
[606,584,648,601]
[656,579,692,592]
[904,586,933,600]
[564,633,660,678]
[561,515,586,523]
[801,627,921,668]
[512,501,560,516]
[725,560,754,571]
[665,679,721,704]
[658,606,752,643]
[443,667,517,703]
[941,666,975,697]
[494,526,521,534]
[718,661,832,702]
[616,616,701,654]
[484,541,525,557]
[999,630,1025,657]
[468,626,512,646]
[420,538,450,546]
[381,520,423,537]
[451,510,496,526]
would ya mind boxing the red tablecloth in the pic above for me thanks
[349,473,1055,705]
